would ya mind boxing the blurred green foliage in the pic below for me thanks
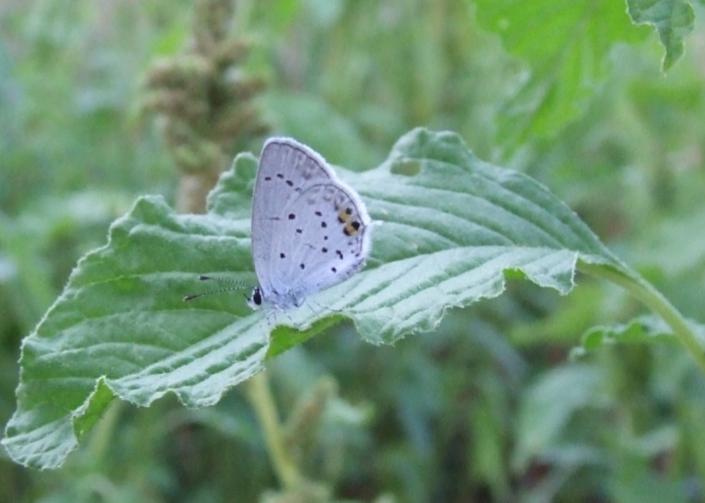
[1,0,704,501]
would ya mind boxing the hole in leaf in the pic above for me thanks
[390,159,421,176]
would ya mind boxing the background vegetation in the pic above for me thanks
[1,0,704,501]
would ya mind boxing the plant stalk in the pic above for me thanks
[580,262,705,373]
[87,400,124,463]
[245,371,302,489]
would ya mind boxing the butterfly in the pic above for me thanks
[184,138,372,311]
[248,138,372,310]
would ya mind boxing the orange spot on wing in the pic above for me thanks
[344,221,360,236]
[338,209,352,224]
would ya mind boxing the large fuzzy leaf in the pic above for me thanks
[2,128,633,469]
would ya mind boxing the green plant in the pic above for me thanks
[2,1,704,501]
[3,128,703,483]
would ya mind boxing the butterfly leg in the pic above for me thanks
[263,307,279,328]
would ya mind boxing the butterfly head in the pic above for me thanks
[247,286,263,310]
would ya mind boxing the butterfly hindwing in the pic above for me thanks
[268,182,370,304]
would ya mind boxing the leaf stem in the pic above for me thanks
[245,371,302,489]
[87,400,124,463]
[579,262,705,373]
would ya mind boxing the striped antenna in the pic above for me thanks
[183,275,250,302]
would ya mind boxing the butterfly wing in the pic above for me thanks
[268,180,371,305]
[251,138,371,307]
[251,138,339,299]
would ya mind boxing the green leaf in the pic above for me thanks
[629,207,705,277]
[626,0,696,70]
[474,0,648,144]
[513,364,603,471]
[2,128,632,469]
[571,315,705,358]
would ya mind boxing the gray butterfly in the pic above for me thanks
[248,138,372,310]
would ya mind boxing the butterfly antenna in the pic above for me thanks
[183,275,250,302]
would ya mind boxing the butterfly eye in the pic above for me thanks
[252,288,262,306]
